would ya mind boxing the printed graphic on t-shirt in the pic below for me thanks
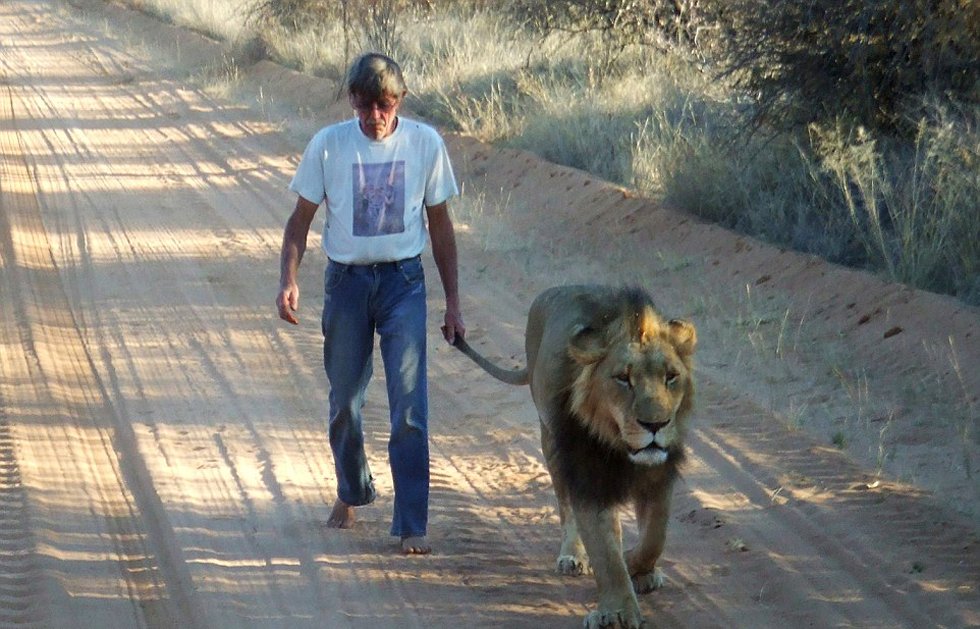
[352,161,405,236]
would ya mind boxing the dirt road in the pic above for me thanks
[1,1,977,627]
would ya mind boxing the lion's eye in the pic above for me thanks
[614,373,632,388]
[665,370,680,388]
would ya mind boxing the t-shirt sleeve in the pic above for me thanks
[424,134,459,207]
[288,133,327,205]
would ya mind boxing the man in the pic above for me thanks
[276,53,464,555]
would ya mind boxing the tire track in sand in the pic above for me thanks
[0,406,43,627]
[0,68,204,627]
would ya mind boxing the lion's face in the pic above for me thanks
[569,309,696,466]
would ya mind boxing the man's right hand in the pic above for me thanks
[276,284,300,325]
[276,195,320,326]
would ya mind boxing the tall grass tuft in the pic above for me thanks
[809,102,979,302]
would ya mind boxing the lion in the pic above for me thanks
[453,285,696,629]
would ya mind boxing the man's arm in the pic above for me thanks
[276,195,320,325]
[426,201,465,343]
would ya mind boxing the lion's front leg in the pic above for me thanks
[625,481,673,594]
[575,504,643,629]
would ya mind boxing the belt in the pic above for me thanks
[329,255,420,270]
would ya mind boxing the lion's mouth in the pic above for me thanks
[630,443,665,456]
[628,443,669,466]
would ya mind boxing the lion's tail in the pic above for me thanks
[453,337,530,386]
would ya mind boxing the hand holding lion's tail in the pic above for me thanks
[452,337,530,386]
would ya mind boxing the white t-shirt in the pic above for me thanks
[289,116,459,264]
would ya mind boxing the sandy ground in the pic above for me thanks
[0,0,977,627]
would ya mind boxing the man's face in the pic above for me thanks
[351,93,402,140]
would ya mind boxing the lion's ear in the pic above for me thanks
[568,325,606,365]
[668,319,697,357]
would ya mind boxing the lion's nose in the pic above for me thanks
[639,419,670,434]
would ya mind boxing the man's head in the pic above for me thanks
[347,53,407,140]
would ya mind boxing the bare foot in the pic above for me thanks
[326,499,356,529]
[401,536,431,555]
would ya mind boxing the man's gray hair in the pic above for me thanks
[346,53,407,101]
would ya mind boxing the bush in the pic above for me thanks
[244,0,336,31]
[718,0,980,134]
[244,0,428,59]
[507,0,715,75]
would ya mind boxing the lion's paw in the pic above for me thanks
[557,554,589,576]
[582,609,645,629]
[631,567,665,594]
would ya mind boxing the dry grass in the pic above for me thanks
[120,0,979,306]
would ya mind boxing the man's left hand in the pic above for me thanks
[441,307,465,345]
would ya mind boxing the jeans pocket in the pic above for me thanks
[325,263,347,292]
[399,257,424,285]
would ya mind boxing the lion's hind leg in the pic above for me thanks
[555,502,589,575]
[541,420,590,575]
[550,467,590,575]
[630,567,666,594]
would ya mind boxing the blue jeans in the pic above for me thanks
[321,256,429,538]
